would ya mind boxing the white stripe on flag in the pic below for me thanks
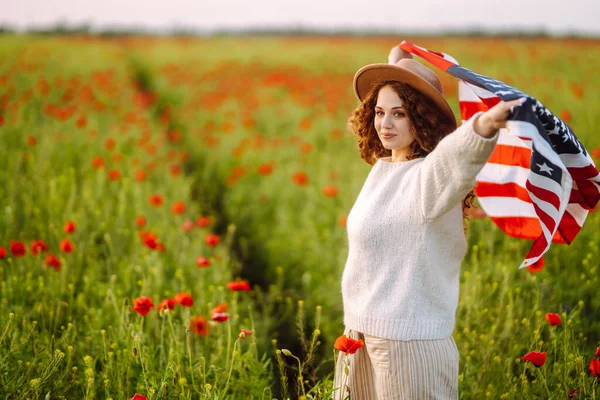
[478,197,538,218]
[497,130,532,149]
[477,164,529,186]
[528,172,565,198]
[560,152,600,169]
[527,190,561,228]
[566,203,588,226]
[458,82,484,102]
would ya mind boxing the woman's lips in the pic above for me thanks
[382,134,396,139]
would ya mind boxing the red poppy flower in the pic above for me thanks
[205,233,220,247]
[135,170,147,182]
[158,298,176,311]
[169,164,181,176]
[211,312,229,322]
[226,281,251,292]
[590,359,600,381]
[526,257,544,274]
[0,247,6,259]
[133,296,154,316]
[210,303,228,315]
[44,254,61,271]
[91,156,105,169]
[339,216,348,227]
[10,241,26,257]
[27,135,37,147]
[174,292,194,307]
[60,239,74,253]
[30,240,49,255]
[292,171,309,186]
[594,346,600,358]
[108,169,121,181]
[545,313,561,326]
[568,389,580,398]
[334,335,365,354]
[299,142,313,154]
[592,147,600,161]
[135,215,147,228]
[76,116,87,129]
[139,231,159,249]
[559,109,572,124]
[196,216,211,228]
[182,220,194,232]
[148,194,163,207]
[171,201,186,215]
[257,163,274,176]
[521,351,546,368]
[131,393,147,400]
[64,221,76,234]
[105,138,116,151]
[239,328,253,339]
[190,315,209,336]
[322,185,339,198]
[196,256,210,268]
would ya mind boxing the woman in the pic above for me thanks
[333,46,524,399]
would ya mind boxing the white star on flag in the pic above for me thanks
[536,162,554,175]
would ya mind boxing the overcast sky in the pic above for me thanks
[2,0,599,35]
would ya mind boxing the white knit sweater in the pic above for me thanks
[341,113,498,341]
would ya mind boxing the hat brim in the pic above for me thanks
[353,63,457,127]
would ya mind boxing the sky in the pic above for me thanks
[2,0,599,35]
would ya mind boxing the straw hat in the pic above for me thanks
[353,59,456,127]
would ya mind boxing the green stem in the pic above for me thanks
[223,338,239,395]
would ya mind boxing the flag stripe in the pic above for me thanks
[476,182,531,204]
[487,144,531,169]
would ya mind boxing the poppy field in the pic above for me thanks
[1,35,600,399]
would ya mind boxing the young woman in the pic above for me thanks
[333,47,524,399]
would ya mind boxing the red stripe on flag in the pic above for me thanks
[567,165,600,180]
[556,210,582,245]
[531,200,556,234]
[460,101,488,121]
[475,181,532,204]
[487,144,531,169]
[480,96,501,109]
[576,180,600,206]
[526,235,549,261]
[490,216,540,240]
[525,180,561,211]
[399,42,456,71]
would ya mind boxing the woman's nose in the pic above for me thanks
[381,114,393,129]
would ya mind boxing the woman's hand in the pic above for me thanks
[473,97,527,138]
[388,45,413,65]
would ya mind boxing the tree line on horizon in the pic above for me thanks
[0,22,596,38]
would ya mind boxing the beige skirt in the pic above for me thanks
[332,328,459,400]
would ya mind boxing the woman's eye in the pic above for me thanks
[375,111,383,116]
[394,112,405,117]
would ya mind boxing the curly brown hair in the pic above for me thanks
[348,80,476,219]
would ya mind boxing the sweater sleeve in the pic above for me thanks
[419,112,499,220]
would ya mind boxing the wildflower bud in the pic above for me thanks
[132,347,138,358]
[281,349,293,357]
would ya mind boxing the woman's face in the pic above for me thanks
[374,85,415,153]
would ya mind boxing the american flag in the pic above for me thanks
[399,41,600,269]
